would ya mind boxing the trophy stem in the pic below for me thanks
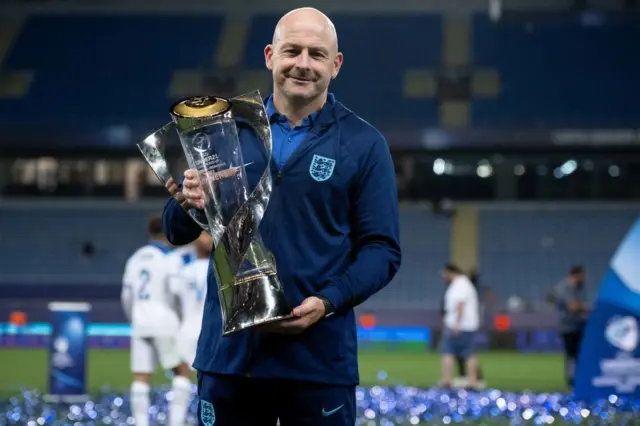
[219,273,293,336]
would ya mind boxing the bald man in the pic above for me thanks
[162,7,401,426]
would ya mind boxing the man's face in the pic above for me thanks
[265,18,342,104]
[441,270,453,284]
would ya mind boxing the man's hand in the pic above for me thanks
[179,169,206,210]
[257,297,327,335]
[165,177,190,209]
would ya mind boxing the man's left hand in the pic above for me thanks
[257,297,326,335]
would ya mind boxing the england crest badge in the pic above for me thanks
[309,154,336,182]
[200,399,216,426]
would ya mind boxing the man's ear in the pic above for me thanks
[332,52,343,79]
[265,44,274,70]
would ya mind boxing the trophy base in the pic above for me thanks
[220,273,293,336]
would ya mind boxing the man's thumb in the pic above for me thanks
[292,298,315,317]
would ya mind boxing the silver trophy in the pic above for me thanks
[138,90,292,335]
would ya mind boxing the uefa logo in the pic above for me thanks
[52,336,73,368]
[605,316,638,352]
[53,336,69,354]
[192,132,211,153]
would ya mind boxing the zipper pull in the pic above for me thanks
[275,172,283,185]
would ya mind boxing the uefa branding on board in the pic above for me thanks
[592,316,640,393]
[51,336,73,369]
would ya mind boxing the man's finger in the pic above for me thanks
[183,179,200,190]
[183,190,202,201]
[165,178,179,195]
[292,297,320,317]
[292,303,314,317]
[184,169,198,179]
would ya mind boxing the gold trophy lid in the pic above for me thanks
[171,96,232,118]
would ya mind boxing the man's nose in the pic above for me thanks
[295,50,311,69]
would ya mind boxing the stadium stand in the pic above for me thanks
[0,204,450,307]
[1,13,442,133]
[0,202,162,284]
[4,202,639,310]
[244,14,443,129]
[478,205,639,303]
[2,13,640,132]
[471,13,640,128]
[0,15,225,131]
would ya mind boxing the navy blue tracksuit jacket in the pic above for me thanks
[162,94,401,386]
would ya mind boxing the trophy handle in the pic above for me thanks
[137,122,211,234]
[229,90,274,227]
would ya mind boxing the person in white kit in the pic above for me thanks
[121,216,192,426]
[439,263,480,389]
[171,231,212,368]
[172,241,197,267]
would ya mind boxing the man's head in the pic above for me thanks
[568,265,587,287]
[147,215,166,242]
[195,232,213,258]
[264,7,343,105]
[441,263,463,284]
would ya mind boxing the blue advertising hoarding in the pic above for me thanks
[45,302,91,403]
[574,218,640,401]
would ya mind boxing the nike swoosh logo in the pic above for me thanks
[229,162,254,170]
[321,404,344,417]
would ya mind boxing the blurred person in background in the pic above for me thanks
[120,216,192,426]
[440,264,480,389]
[551,265,590,388]
[439,267,486,388]
[163,6,400,426]
[170,231,213,369]
[460,268,486,388]
[172,235,198,266]
[172,241,197,269]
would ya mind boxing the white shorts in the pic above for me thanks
[130,336,183,374]
[177,335,199,370]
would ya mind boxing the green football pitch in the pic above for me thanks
[0,348,568,396]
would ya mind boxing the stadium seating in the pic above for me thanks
[0,15,225,132]
[2,12,639,133]
[0,202,162,285]
[2,203,638,310]
[0,204,451,310]
[0,13,442,135]
[362,206,451,310]
[244,14,442,129]
[471,13,640,128]
[478,206,638,303]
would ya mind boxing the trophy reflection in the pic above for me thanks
[137,91,292,335]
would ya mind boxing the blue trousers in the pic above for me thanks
[197,372,356,426]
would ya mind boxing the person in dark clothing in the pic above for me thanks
[552,265,590,388]
[163,7,401,426]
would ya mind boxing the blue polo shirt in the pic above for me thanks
[266,96,320,170]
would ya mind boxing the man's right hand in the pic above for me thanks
[182,169,206,210]
[164,169,205,210]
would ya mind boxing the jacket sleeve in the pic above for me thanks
[162,181,202,246]
[318,133,401,312]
